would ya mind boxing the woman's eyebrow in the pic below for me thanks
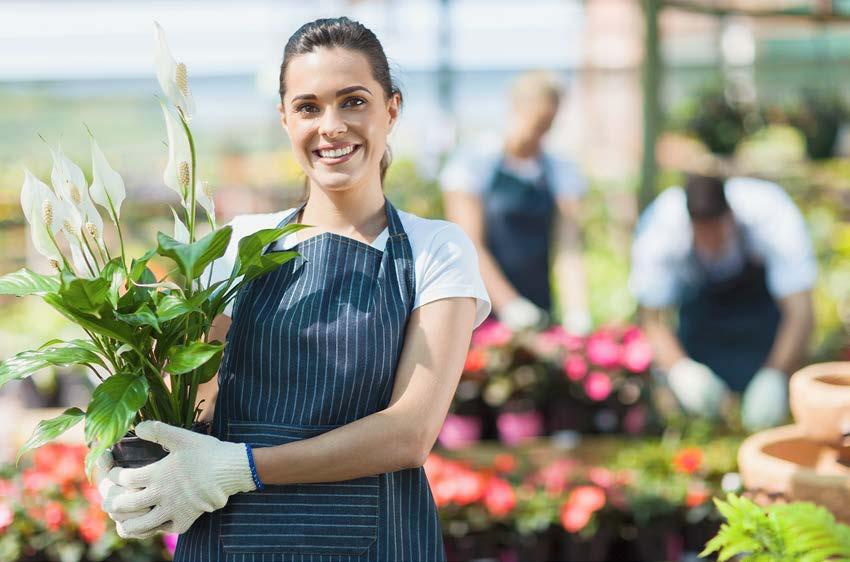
[290,85,372,103]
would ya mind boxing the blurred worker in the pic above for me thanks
[630,174,816,431]
[440,71,590,334]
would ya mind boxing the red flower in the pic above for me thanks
[79,507,107,544]
[673,448,703,475]
[536,459,576,495]
[453,469,486,506]
[587,467,613,489]
[686,486,711,508]
[484,478,516,517]
[569,485,606,512]
[560,502,593,533]
[563,355,588,381]
[45,501,65,531]
[584,371,613,402]
[493,453,517,474]
[463,348,487,373]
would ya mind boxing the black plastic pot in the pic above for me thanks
[111,421,210,468]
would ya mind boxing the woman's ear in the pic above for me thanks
[277,102,287,129]
[386,92,400,132]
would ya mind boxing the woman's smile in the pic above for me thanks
[312,142,362,165]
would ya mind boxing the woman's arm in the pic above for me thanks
[763,290,814,374]
[442,191,518,312]
[195,314,230,423]
[552,197,590,333]
[252,296,477,485]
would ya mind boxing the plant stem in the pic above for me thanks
[179,112,197,244]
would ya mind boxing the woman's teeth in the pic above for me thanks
[318,145,355,158]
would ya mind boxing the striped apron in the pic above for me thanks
[173,198,446,561]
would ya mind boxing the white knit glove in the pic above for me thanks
[94,450,151,537]
[667,358,730,418]
[499,297,547,331]
[102,420,257,538]
[741,367,789,432]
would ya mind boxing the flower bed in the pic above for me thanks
[0,443,172,562]
[440,321,658,449]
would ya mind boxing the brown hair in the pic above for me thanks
[279,17,402,187]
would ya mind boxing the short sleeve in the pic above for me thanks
[439,152,492,195]
[728,179,817,298]
[628,188,690,309]
[550,157,588,200]
[413,223,491,328]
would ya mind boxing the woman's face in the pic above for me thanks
[279,47,399,193]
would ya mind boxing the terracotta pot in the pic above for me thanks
[111,421,210,468]
[790,362,850,445]
[738,424,850,522]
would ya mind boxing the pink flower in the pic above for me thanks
[471,319,512,348]
[0,504,12,531]
[584,371,613,402]
[586,334,622,369]
[484,478,516,517]
[563,355,588,381]
[497,410,543,446]
[536,459,576,495]
[623,404,648,435]
[547,325,585,351]
[588,467,614,489]
[453,469,486,506]
[45,501,64,531]
[622,337,653,373]
[622,325,643,344]
[163,533,179,555]
[438,414,482,450]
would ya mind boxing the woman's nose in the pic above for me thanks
[319,107,347,138]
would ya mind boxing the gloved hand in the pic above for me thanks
[667,358,730,418]
[94,450,153,538]
[562,309,592,336]
[741,367,789,432]
[499,297,547,331]
[102,421,257,538]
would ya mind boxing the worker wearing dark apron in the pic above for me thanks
[632,174,816,431]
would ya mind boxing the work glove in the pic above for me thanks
[667,358,730,418]
[562,309,592,336]
[499,296,547,331]
[94,450,151,538]
[101,421,257,538]
[741,367,789,432]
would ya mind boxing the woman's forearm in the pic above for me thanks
[251,405,421,486]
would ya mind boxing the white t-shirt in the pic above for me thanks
[439,147,587,199]
[629,177,817,309]
[204,207,491,328]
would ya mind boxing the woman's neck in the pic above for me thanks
[503,135,541,160]
[299,180,388,241]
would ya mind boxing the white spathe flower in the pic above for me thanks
[154,21,195,120]
[193,179,216,228]
[171,207,190,244]
[69,237,97,279]
[89,135,126,222]
[21,168,64,261]
[161,102,192,201]
[48,143,105,245]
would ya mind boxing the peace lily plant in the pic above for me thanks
[0,22,303,477]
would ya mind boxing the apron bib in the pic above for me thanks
[483,156,556,312]
[677,228,781,392]
[174,198,446,561]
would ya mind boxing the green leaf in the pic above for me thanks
[0,268,59,296]
[194,342,224,384]
[100,258,126,308]
[157,226,232,280]
[234,224,307,278]
[84,373,149,476]
[130,249,157,283]
[239,250,301,286]
[156,293,203,323]
[115,303,161,333]
[58,272,111,317]
[16,407,85,465]
[165,341,224,375]
[0,341,105,388]
[43,293,136,345]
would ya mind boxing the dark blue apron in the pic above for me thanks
[483,156,556,313]
[173,198,446,562]
[677,228,781,392]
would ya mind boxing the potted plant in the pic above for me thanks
[786,90,847,160]
[0,22,304,476]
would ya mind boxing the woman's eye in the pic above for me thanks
[296,104,319,115]
[342,97,366,108]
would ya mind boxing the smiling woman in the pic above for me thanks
[96,16,491,562]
